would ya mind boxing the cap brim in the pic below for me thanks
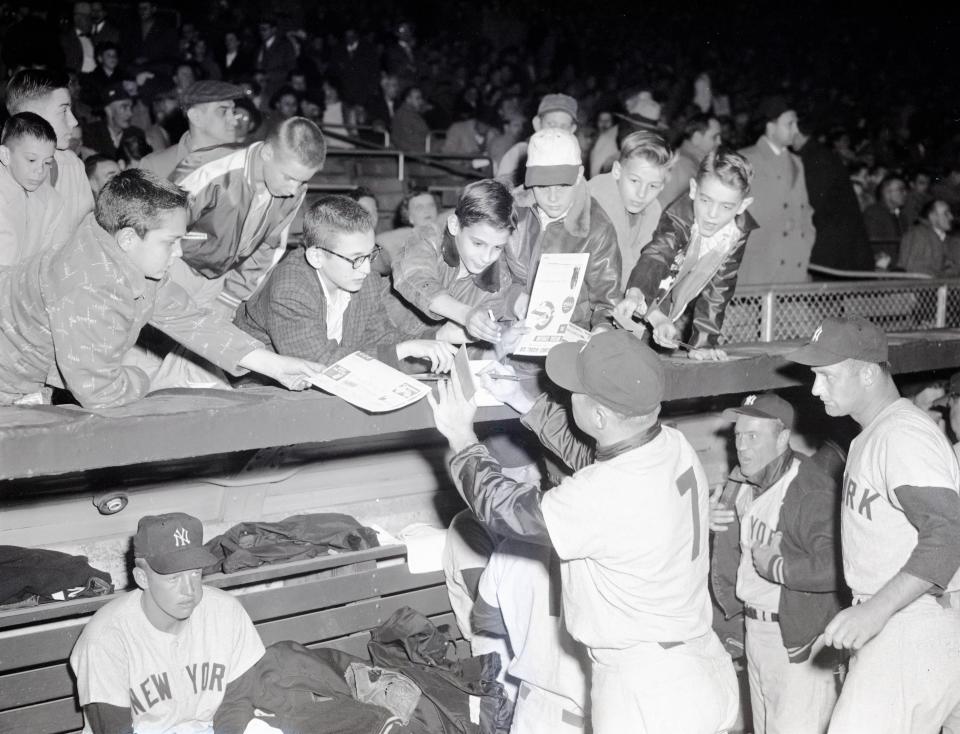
[545,341,587,394]
[525,165,579,187]
[721,406,779,423]
[784,343,845,366]
[146,547,218,575]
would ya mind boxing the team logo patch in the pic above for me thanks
[173,527,191,547]
[811,325,823,342]
[744,394,757,405]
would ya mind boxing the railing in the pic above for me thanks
[323,148,492,183]
[721,278,960,344]
[319,124,391,148]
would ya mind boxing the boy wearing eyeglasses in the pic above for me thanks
[234,195,457,373]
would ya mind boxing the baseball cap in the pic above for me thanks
[133,513,217,574]
[525,129,582,187]
[102,83,132,106]
[537,93,578,121]
[181,80,245,109]
[786,316,888,366]
[545,330,664,417]
[722,393,795,429]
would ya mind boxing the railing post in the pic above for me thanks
[398,153,404,182]
[384,131,391,148]
[760,291,776,342]
[936,284,948,327]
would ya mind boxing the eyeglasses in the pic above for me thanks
[316,244,381,270]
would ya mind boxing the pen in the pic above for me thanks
[486,374,522,381]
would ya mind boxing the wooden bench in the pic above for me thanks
[0,544,457,734]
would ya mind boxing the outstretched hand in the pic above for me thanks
[426,366,480,452]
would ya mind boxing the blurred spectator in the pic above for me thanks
[795,122,875,272]
[378,189,441,263]
[142,87,182,154]
[82,84,147,165]
[589,88,662,177]
[233,98,263,144]
[932,164,960,218]
[897,199,958,276]
[60,2,96,74]
[391,86,430,153]
[172,62,198,96]
[488,112,525,173]
[863,174,908,243]
[123,0,178,73]
[192,39,222,81]
[347,185,380,230]
[658,113,721,206]
[139,81,242,179]
[383,21,420,89]
[81,42,123,108]
[849,161,873,211]
[498,93,579,188]
[902,169,933,227]
[88,1,120,46]
[596,110,614,134]
[255,15,298,110]
[443,111,494,156]
[739,96,815,284]
[329,28,380,107]
[321,80,354,149]
[368,74,400,131]
[221,30,253,80]
[298,93,323,127]
[84,153,120,195]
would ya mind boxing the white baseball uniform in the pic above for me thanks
[829,398,960,734]
[541,425,739,734]
[71,586,265,734]
[477,538,589,734]
[733,458,838,734]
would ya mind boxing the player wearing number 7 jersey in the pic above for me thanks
[427,330,738,734]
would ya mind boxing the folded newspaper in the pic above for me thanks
[309,351,430,412]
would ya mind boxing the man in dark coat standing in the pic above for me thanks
[795,123,875,272]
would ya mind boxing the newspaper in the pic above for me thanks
[514,252,590,356]
[309,351,430,413]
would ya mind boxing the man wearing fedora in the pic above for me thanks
[71,513,265,734]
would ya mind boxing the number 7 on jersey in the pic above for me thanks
[676,467,702,561]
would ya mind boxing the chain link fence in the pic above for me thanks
[720,280,960,344]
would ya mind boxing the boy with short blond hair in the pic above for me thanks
[0,112,68,265]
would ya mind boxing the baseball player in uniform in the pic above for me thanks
[428,330,738,734]
[788,317,960,734]
[71,513,266,734]
[710,393,843,734]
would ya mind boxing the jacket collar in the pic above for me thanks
[595,421,663,462]
[439,226,500,293]
[87,216,148,299]
[730,447,797,492]
[514,178,592,237]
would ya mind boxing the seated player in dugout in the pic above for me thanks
[0,169,322,409]
[234,195,458,374]
[391,178,520,345]
[70,513,266,734]
[615,149,757,361]
[0,112,68,266]
[507,128,621,331]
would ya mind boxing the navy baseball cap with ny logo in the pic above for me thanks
[787,316,888,366]
[133,513,217,574]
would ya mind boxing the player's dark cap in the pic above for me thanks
[133,513,217,574]
[102,83,131,106]
[546,330,664,416]
[180,80,244,109]
[786,316,887,366]
[722,393,795,429]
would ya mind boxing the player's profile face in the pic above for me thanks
[811,361,862,417]
[733,415,783,478]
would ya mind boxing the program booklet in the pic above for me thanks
[310,351,430,413]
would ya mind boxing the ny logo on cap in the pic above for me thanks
[811,326,823,342]
[744,394,757,405]
[173,527,191,547]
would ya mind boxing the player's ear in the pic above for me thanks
[132,562,148,591]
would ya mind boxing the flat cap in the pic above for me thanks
[181,80,244,109]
